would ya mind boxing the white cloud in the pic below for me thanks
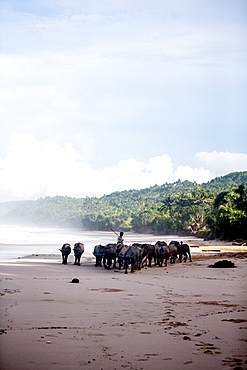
[194,151,247,176]
[0,133,84,200]
[1,134,246,202]
[171,165,214,184]
[4,133,246,202]
[0,134,177,201]
[99,154,174,194]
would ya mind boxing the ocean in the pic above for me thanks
[0,224,202,259]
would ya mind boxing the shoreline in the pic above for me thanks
[0,240,246,369]
[1,237,247,261]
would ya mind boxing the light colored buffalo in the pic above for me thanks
[154,241,169,267]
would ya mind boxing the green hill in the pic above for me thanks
[0,171,246,239]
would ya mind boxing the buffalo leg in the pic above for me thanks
[188,251,192,262]
[131,261,134,273]
[138,261,142,270]
[95,256,101,267]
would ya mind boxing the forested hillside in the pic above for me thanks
[0,171,247,240]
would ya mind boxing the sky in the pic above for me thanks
[0,0,247,202]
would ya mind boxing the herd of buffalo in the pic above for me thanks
[60,240,192,274]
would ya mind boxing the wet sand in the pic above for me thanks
[0,243,247,369]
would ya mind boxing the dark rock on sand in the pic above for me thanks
[70,278,80,283]
[208,260,236,268]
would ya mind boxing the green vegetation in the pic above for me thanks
[0,171,246,240]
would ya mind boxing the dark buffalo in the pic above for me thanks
[154,241,169,267]
[139,243,155,267]
[73,242,84,266]
[178,243,192,262]
[103,244,118,270]
[170,241,192,262]
[123,245,143,274]
[170,240,181,248]
[93,245,106,267]
[60,243,71,264]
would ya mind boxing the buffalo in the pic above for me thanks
[139,243,156,267]
[168,243,178,264]
[103,244,118,270]
[178,243,192,262]
[117,244,129,270]
[60,243,71,264]
[154,241,169,267]
[73,242,84,266]
[93,243,118,269]
[170,241,192,263]
[93,245,106,267]
[123,245,143,274]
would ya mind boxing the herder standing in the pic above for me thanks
[117,231,124,245]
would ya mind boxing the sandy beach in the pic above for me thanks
[0,241,247,370]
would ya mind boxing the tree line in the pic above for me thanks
[0,171,246,240]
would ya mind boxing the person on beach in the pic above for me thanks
[117,231,124,245]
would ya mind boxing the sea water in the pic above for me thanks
[0,224,202,259]
[0,225,113,259]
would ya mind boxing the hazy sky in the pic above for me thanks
[1,0,247,201]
